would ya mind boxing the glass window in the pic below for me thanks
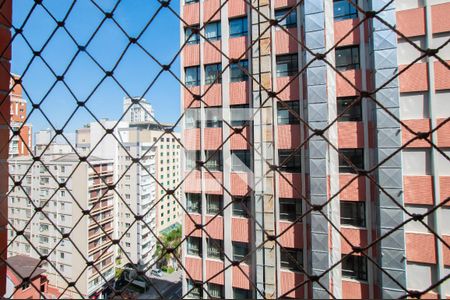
[341,201,365,227]
[279,198,302,222]
[205,107,222,128]
[187,237,202,257]
[185,108,201,128]
[334,0,358,21]
[186,150,201,170]
[337,97,362,121]
[275,8,297,28]
[185,66,200,86]
[186,193,201,214]
[205,63,222,85]
[187,280,202,298]
[206,194,223,215]
[205,150,223,171]
[230,60,249,82]
[339,148,364,173]
[276,54,298,77]
[335,46,360,71]
[280,248,303,272]
[185,0,199,3]
[232,197,250,218]
[278,150,301,173]
[342,254,367,281]
[234,288,252,299]
[208,283,224,299]
[230,104,250,127]
[207,238,224,260]
[205,21,221,41]
[233,241,249,262]
[277,101,300,125]
[231,150,251,172]
[230,17,248,37]
[185,25,200,44]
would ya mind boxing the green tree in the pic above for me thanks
[154,225,182,270]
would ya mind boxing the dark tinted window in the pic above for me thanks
[336,46,360,71]
[276,54,298,77]
[275,8,297,28]
[339,149,364,173]
[230,60,249,82]
[279,150,301,173]
[230,17,248,37]
[341,201,365,227]
[280,248,303,272]
[342,254,367,281]
[334,0,358,21]
[277,101,300,125]
[337,97,362,121]
[205,63,222,84]
[186,193,201,214]
[280,198,302,222]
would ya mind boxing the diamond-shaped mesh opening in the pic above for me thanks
[0,0,449,299]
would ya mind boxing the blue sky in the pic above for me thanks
[12,0,181,134]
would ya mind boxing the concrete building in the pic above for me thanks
[9,75,31,157]
[180,0,450,299]
[76,105,181,270]
[7,153,115,298]
[123,97,155,123]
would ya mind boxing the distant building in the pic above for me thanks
[9,75,31,157]
[8,153,115,298]
[34,129,73,155]
[5,255,60,299]
[123,97,154,123]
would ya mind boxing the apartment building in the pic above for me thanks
[9,75,31,157]
[75,101,181,270]
[123,96,155,123]
[7,153,115,298]
[180,0,450,298]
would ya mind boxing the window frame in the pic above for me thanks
[342,254,368,281]
[186,193,201,214]
[229,16,248,38]
[333,0,358,21]
[232,241,250,263]
[275,8,297,29]
[185,66,200,86]
[207,238,224,260]
[340,201,366,228]
[276,54,299,77]
[185,25,200,45]
[205,150,223,171]
[338,148,364,173]
[206,194,223,215]
[279,198,302,222]
[205,21,221,41]
[278,149,301,173]
[280,247,303,272]
[230,60,249,82]
[187,236,202,257]
[277,101,300,125]
[232,196,250,218]
[335,46,360,71]
[204,63,222,85]
[337,97,362,122]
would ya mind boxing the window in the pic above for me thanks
[342,254,367,281]
[187,280,202,298]
[232,197,250,218]
[276,54,298,77]
[279,198,302,222]
[335,46,360,71]
[205,63,222,85]
[341,201,365,227]
[230,104,250,127]
[205,21,221,41]
[275,8,297,28]
[334,0,358,21]
[208,283,224,299]
[185,25,200,44]
[337,97,362,121]
[280,248,303,272]
[278,150,301,173]
[187,237,202,257]
[233,241,249,262]
[231,150,251,172]
[234,288,251,299]
[185,0,199,3]
[277,101,300,125]
[230,60,249,82]
[207,238,224,260]
[205,150,222,171]
[229,17,248,37]
[205,107,222,128]
[206,194,223,215]
[185,66,200,86]
[339,149,364,173]
[186,150,201,170]
[186,193,201,214]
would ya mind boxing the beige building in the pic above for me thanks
[8,153,115,298]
